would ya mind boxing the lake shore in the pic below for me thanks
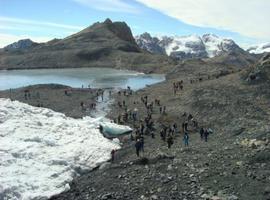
[0,84,101,119]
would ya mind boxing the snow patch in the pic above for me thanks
[0,98,121,200]
[164,35,202,55]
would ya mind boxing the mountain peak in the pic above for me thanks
[4,39,39,51]
[104,18,113,24]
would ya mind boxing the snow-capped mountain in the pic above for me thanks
[135,33,243,59]
[3,39,39,51]
[247,43,270,54]
[135,32,166,55]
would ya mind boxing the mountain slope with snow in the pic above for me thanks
[135,33,243,59]
[0,98,121,200]
[3,39,39,51]
[247,43,270,54]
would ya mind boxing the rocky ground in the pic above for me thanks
[0,84,101,118]
[1,58,270,200]
[49,60,269,199]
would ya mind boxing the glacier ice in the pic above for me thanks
[0,98,121,200]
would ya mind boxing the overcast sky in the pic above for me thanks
[0,0,269,48]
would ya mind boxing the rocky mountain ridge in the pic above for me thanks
[3,39,39,51]
[0,19,173,73]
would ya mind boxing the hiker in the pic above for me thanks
[184,121,188,131]
[99,125,103,134]
[111,149,116,162]
[117,114,121,124]
[163,106,166,114]
[180,84,183,90]
[183,132,189,147]
[192,118,198,127]
[140,136,144,152]
[135,139,141,157]
[188,114,193,121]
[182,122,185,133]
[173,123,177,134]
[80,101,84,110]
[118,101,123,108]
[160,129,166,141]
[140,123,145,135]
[200,128,204,140]
[101,90,104,101]
[204,129,209,142]
[151,131,155,139]
[132,108,138,121]
[167,133,174,149]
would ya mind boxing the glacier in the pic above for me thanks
[247,43,270,54]
[135,33,241,59]
[0,98,121,200]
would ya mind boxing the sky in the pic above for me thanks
[0,0,269,49]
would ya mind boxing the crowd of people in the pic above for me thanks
[108,84,213,160]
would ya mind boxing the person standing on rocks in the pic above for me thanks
[140,135,145,153]
[167,133,174,149]
[183,132,189,147]
[135,139,141,157]
[151,131,155,139]
[184,121,188,131]
[200,128,204,141]
[111,149,116,162]
[204,129,209,142]
[163,106,166,114]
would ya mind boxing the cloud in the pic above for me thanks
[0,16,84,30]
[0,33,53,48]
[135,0,270,40]
[72,0,139,13]
[0,17,84,47]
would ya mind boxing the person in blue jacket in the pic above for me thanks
[183,132,189,147]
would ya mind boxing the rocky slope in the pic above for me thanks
[245,53,270,82]
[135,33,244,59]
[50,52,270,200]
[0,19,174,73]
[1,54,267,200]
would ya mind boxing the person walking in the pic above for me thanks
[135,139,141,157]
[111,149,116,162]
[183,132,189,147]
[140,136,144,152]
[200,128,204,141]
[167,133,174,149]
[204,129,209,142]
